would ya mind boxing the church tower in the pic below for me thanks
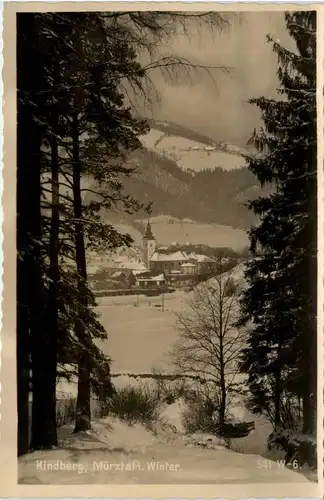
[143,220,156,268]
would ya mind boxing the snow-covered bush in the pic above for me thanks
[152,374,188,406]
[98,384,163,426]
[182,392,218,434]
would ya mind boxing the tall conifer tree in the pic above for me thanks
[17,10,231,452]
[239,12,316,435]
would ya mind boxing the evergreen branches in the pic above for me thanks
[239,11,317,436]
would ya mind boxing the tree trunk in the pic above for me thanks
[36,117,60,446]
[17,12,34,458]
[17,13,58,450]
[219,364,226,432]
[48,120,60,350]
[72,111,91,432]
[30,315,58,450]
[29,135,58,449]
[218,279,226,433]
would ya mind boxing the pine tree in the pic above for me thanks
[17,10,233,452]
[239,12,316,435]
[49,13,150,431]
[47,11,228,431]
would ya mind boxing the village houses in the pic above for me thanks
[88,221,216,290]
[140,221,214,286]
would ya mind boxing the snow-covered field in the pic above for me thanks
[20,279,318,487]
[21,266,317,487]
[56,289,185,399]
[95,290,186,373]
[61,263,246,380]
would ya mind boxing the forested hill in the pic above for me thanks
[84,120,269,230]
[120,148,267,229]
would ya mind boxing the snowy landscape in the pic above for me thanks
[19,265,316,485]
[16,8,318,491]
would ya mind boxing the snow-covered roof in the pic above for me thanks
[149,250,213,264]
[132,269,149,276]
[183,252,194,260]
[137,273,165,282]
[111,271,125,278]
[195,254,213,263]
[117,258,146,271]
[181,262,196,267]
[150,251,188,262]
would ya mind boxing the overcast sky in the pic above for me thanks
[143,11,293,146]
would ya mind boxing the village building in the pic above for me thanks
[88,221,218,291]
[149,250,191,273]
[141,221,216,285]
[180,262,196,275]
[110,269,136,288]
[135,273,166,289]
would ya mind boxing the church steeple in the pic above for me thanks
[143,219,156,268]
[143,220,155,241]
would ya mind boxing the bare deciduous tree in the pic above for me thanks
[170,258,247,433]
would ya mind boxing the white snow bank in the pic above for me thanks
[18,415,311,485]
[91,417,159,452]
[160,399,186,435]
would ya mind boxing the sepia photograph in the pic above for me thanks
[7,3,320,492]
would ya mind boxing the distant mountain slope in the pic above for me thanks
[121,147,262,229]
[84,120,269,243]
[140,119,252,172]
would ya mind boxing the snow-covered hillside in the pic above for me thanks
[140,127,246,172]
[83,120,261,231]
[26,267,316,488]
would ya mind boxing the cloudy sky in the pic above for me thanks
[144,11,294,147]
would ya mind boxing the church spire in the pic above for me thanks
[143,219,156,268]
[143,219,155,240]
